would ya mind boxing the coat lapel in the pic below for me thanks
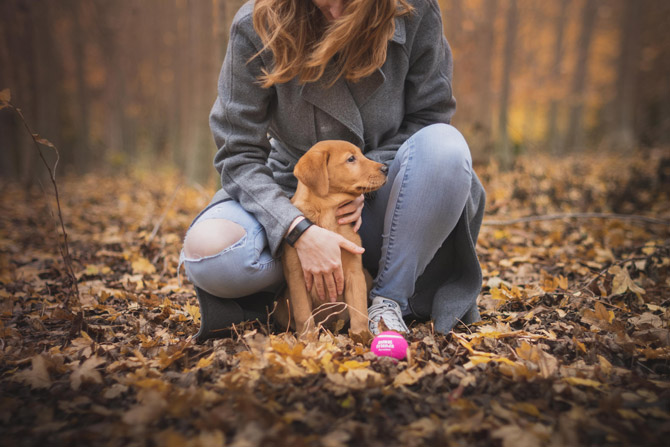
[300,16,406,146]
[301,72,365,145]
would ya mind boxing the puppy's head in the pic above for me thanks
[294,140,387,197]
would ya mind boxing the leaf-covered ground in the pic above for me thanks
[1,150,669,447]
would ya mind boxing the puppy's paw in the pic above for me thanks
[349,328,374,346]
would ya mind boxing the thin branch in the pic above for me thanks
[147,183,181,244]
[2,91,80,307]
[483,212,669,226]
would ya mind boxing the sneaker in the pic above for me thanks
[194,287,273,342]
[368,296,409,335]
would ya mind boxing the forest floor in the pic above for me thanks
[1,149,670,447]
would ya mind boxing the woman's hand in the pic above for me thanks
[293,224,365,302]
[336,194,365,232]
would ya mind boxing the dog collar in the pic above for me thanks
[285,218,314,247]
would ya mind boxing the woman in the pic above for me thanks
[181,0,486,341]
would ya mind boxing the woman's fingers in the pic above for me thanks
[353,216,362,232]
[304,272,313,292]
[338,236,365,254]
[313,275,326,300]
[334,266,344,297]
[324,272,338,302]
[337,194,365,225]
[293,226,361,300]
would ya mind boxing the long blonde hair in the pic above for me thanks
[252,0,414,87]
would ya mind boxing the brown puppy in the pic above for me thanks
[277,140,387,337]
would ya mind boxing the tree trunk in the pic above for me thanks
[473,0,497,159]
[497,0,518,169]
[546,0,569,154]
[92,0,126,166]
[69,0,92,172]
[609,0,641,151]
[564,0,598,152]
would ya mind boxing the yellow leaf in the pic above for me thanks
[597,355,612,375]
[301,358,321,374]
[464,355,517,370]
[516,341,558,378]
[131,256,156,275]
[563,377,602,388]
[494,229,509,240]
[512,402,541,418]
[595,302,615,324]
[340,395,355,408]
[617,409,642,420]
[185,304,200,323]
[321,352,337,374]
[338,360,370,373]
[582,302,615,328]
[195,353,215,369]
[516,341,537,362]
[468,355,497,367]
[573,336,587,353]
[0,88,10,102]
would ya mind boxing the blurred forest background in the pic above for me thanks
[1,0,669,184]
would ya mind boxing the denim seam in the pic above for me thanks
[374,138,415,296]
[250,225,278,270]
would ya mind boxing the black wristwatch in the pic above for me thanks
[285,218,314,247]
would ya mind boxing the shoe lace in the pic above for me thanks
[369,299,407,331]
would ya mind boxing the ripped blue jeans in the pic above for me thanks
[180,124,473,314]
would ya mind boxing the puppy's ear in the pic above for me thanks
[294,149,329,197]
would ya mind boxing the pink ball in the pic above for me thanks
[371,331,408,360]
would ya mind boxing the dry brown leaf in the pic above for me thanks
[14,355,51,389]
[70,355,105,390]
[121,389,167,425]
[492,424,543,447]
[609,265,646,296]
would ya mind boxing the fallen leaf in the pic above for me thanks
[609,265,645,296]
[14,355,51,389]
[70,356,105,390]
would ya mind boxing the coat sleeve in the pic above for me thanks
[367,0,457,162]
[210,17,303,256]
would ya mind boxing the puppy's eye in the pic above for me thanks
[347,155,356,163]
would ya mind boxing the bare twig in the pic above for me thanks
[1,89,80,307]
[147,183,181,244]
[483,212,669,226]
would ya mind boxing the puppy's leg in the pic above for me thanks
[344,268,371,337]
[283,249,315,336]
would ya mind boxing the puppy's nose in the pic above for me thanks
[380,164,389,175]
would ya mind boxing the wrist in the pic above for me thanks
[287,216,305,235]
[285,217,313,247]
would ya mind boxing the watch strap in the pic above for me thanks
[285,218,314,247]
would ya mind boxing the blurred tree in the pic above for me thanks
[608,0,640,151]
[565,0,598,151]
[546,0,569,154]
[497,0,518,169]
[473,0,498,158]
[1,0,669,182]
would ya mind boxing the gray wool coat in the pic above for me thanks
[207,0,486,333]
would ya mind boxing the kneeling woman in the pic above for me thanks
[180,0,486,341]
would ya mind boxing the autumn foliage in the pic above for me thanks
[1,148,669,446]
